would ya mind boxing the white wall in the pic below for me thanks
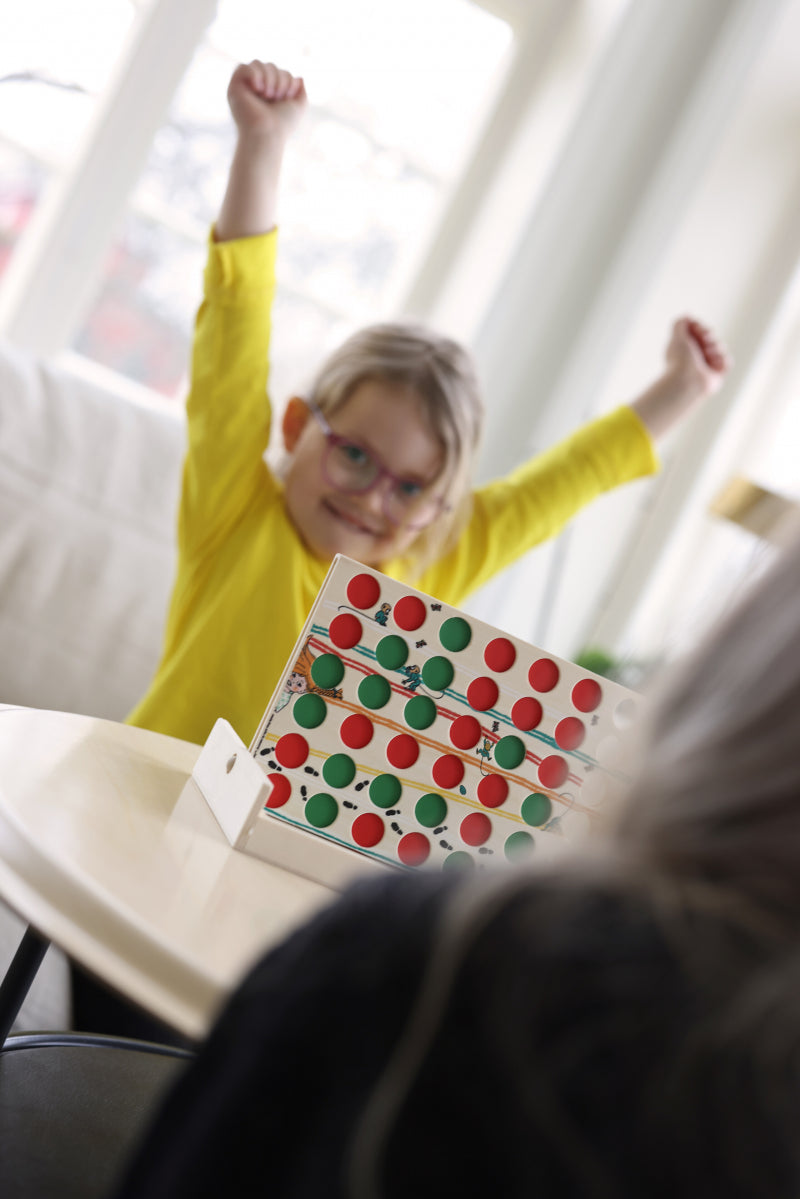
[430,0,798,671]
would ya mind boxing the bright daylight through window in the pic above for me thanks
[0,0,512,399]
[0,1,135,283]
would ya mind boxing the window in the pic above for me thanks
[0,0,137,279]
[71,0,513,399]
[643,316,800,657]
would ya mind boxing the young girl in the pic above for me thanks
[127,61,730,748]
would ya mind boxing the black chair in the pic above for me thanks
[0,1032,193,1199]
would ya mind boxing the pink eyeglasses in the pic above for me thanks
[309,402,450,531]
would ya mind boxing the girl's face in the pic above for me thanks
[282,380,447,566]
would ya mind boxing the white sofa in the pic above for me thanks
[0,339,185,1028]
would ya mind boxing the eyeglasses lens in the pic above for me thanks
[326,440,377,491]
[323,437,442,530]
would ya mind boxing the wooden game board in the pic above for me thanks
[248,555,640,879]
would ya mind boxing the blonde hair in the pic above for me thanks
[615,518,800,923]
[306,321,484,577]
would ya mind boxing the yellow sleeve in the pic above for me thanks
[417,406,658,605]
[180,230,280,557]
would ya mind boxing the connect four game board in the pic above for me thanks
[247,555,640,882]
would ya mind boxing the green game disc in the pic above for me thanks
[322,753,356,788]
[358,674,392,710]
[369,774,402,808]
[415,792,447,828]
[306,793,338,828]
[442,851,474,872]
[310,653,345,689]
[421,656,454,691]
[494,735,525,770]
[404,695,437,730]
[439,617,471,652]
[375,635,408,670]
[520,793,552,827]
[504,831,535,860]
[293,693,327,729]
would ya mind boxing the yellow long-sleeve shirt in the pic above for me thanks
[127,231,658,746]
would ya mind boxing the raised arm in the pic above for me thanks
[216,60,308,242]
[178,60,307,544]
[630,317,731,441]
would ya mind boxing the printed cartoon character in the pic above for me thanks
[400,663,423,691]
[275,670,309,713]
[476,737,493,764]
[374,602,392,626]
[275,640,344,711]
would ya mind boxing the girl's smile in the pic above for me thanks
[321,495,384,538]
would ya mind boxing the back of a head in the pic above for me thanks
[112,865,800,1199]
[348,865,800,1199]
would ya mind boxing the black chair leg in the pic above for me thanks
[0,926,49,1043]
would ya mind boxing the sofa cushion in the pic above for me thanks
[0,341,184,721]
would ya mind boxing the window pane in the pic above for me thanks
[0,144,46,282]
[73,0,512,398]
[0,0,137,165]
[73,212,204,397]
[131,48,236,238]
[209,0,513,179]
[0,0,139,285]
[210,0,513,322]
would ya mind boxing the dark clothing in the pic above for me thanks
[113,868,800,1199]
[114,872,448,1199]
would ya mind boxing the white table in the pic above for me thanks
[0,707,335,1041]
